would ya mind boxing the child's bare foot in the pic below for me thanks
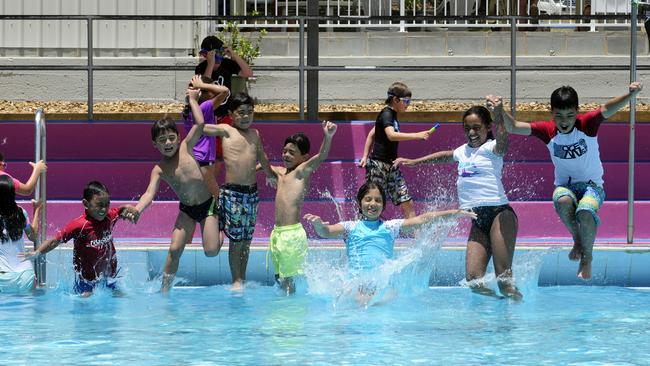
[500,285,523,302]
[230,281,244,292]
[568,243,583,261]
[577,257,592,280]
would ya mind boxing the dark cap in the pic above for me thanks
[200,36,224,52]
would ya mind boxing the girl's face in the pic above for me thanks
[463,113,489,148]
[360,188,384,220]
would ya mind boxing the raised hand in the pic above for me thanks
[322,120,337,137]
[485,95,503,111]
[630,81,643,94]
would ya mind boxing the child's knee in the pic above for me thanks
[204,248,220,257]
[553,195,575,211]
[576,209,598,227]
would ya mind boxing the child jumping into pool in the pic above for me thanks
[265,121,337,295]
[181,74,230,198]
[123,86,226,292]
[0,152,47,196]
[494,82,642,280]
[358,82,433,219]
[22,181,131,297]
[304,182,475,306]
[201,92,276,291]
[0,175,41,293]
[394,103,522,300]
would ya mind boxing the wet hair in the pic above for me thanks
[182,75,215,119]
[0,175,26,243]
[151,117,179,141]
[356,181,387,215]
[550,86,579,110]
[227,92,255,113]
[83,181,109,202]
[385,82,412,104]
[0,152,4,162]
[462,105,495,141]
[284,133,310,155]
[200,36,224,52]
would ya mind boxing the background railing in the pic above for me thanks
[0,11,644,243]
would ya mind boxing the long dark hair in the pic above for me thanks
[0,175,26,243]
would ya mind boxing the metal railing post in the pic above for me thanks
[299,17,305,120]
[510,16,517,118]
[307,1,319,121]
[34,109,47,286]
[627,2,638,244]
[87,16,94,121]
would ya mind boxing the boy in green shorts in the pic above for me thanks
[267,121,337,294]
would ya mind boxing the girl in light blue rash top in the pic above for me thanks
[304,182,474,304]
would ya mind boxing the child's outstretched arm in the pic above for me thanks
[190,74,230,111]
[384,126,431,142]
[487,95,532,136]
[303,214,345,239]
[121,166,163,223]
[255,133,278,185]
[358,126,375,168]
[393,150,454,168]
[15,160,47,196]
[486,95,509,156]
[601,82,643,119]
[300,121,338,177]
[20,237,62,262]
[401,209,477,233]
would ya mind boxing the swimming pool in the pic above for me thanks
[1,284,648,365]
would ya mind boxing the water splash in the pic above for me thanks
[319,189,345,222]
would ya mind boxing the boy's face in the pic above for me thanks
[153,130,180,157]
[230,104,254,130]
[282,142,307,170]
[83,192,110,221]
[0,160,6,172]
[463,113,489,148]
[392,96,411,113]
[360,187,384,220]
[552,107,578,134]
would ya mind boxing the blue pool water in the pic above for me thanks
[1,284,649,365]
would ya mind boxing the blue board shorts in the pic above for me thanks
[74,275,119,294]
[552,181,605,226]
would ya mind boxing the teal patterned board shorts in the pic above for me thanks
[365,158,412,206]
[219,183,260,242]
[552,182,605,226]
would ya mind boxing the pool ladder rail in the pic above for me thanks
[34,108,47,286]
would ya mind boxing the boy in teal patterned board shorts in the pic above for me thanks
[202,93,276,291]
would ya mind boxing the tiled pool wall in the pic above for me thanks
[43,246,650,288]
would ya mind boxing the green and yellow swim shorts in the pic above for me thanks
[269,223,308,279]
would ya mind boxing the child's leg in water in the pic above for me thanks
[466,226,500,298]
[161,213,194,293]
[200,214,223,257]
[490,210,522,301]
[277,276,295,295]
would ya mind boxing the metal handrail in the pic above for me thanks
[0,13,641,243]
[34,108,47,286]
